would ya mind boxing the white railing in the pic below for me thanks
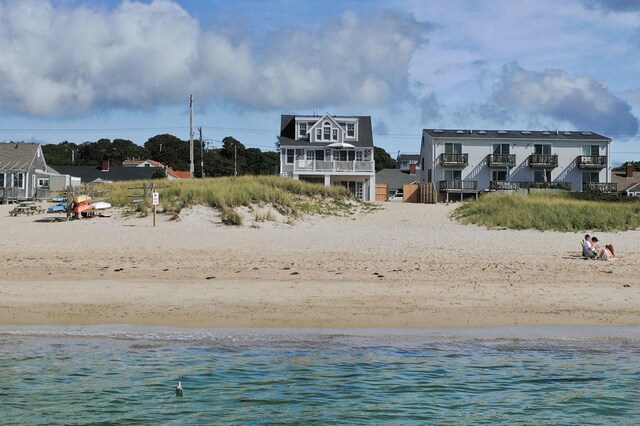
[294,160,374,173]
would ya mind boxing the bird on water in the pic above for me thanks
[176,381,184,397]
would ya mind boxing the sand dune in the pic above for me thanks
[0,201,638,328]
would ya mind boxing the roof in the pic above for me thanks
[375,168,419,191]
[626,183,640,193]
[422,129,611,141]
[611,171,640,192]
[0,142,40,172]
[279,114,374,148]
[53,165,158,183]
[397,154,420,162]
[167,169,191,179]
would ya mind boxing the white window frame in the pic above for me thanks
[533,144,552,155]
[12,173,24,189]
[298,122,307,138]
[316,128,322,141]
[285,149,294,164]
[356,151,363,161]
[346,123,355,138]
[37,178,50,188]
[332,128,338,141]
[323,122,331,141]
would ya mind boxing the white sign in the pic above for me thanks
[152,192,159,206]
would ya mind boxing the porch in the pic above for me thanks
[439,180,479,202]
[582,182,618,193]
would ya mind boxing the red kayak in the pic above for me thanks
[73,203,94,214]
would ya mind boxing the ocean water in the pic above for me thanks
[1,327,639,425]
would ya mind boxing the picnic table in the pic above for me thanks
[9,202,45,216]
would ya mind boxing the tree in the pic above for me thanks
[42,141,79,166]
[374,146,396,172]
[144,134,190,171]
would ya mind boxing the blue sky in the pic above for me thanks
[1,0,639,163]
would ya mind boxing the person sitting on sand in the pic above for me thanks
[599,244,621,262]
[582,235,596,259]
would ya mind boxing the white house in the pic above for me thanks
[279,113,376,201]
[419,129,615,201]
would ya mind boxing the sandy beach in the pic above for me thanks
[0,201,638,328]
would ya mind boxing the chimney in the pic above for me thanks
[627,164,634,178]
[409,163,417,175]
[102,160,110,172]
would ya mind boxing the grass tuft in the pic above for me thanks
[451,192,640,232]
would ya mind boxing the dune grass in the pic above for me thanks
[451,192,640,232]
[93,176,354,219]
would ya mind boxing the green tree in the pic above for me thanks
[374,146,396,172]
[42,141,80,166]
[144,134,190,172]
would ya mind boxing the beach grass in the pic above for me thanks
[451,192,640,232]
[93,176,354,219]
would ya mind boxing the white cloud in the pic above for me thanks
[0,0,429,117]
[491,63,639,136]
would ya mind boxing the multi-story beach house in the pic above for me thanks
[279,113,376,201]
[419,129,615,201]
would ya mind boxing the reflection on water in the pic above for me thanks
[1,328,639,424]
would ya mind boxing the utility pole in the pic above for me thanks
[199,126,205,178]
[189,94,194,178]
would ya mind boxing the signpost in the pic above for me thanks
[152,191,159,227]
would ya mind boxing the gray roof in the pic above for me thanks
[397,154,420,162]
[422,129,611,141]
[280,114,374,148]
[375,168,419,191]
[612,171,640,192]
[54,165,158,183]
[626,183,640,193]
[0,142,39,172]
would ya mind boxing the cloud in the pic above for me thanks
[580,0,640,13]
[374,120,389,135]
[0,0,429,117]
[491,63,639,136]
[419,93,442,124]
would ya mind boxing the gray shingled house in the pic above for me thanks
[0,142,51,203]
[279,113,376,201]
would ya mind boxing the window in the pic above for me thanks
[444,170,461,181]
[493,143,510,155]
[534,144,551,155]
[37,178,49,188]
[316,129,322,140]
[299,122,307,138]
[356,151,363,161]
[12,173,24,188]
[315,150,324,161]
[0,173,4,188]
[323,123,331,140]
[582,171,599,184]
[492,170,507,181]
[444,143,462,154]
[332,129,338,141]
[306,150,315,161]
[582,145,599,156]
[286,149,294,164]
[534,170,552,183]
[355,182,364,200]
[347,123,355,137]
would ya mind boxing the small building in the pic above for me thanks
[0,142,77,203]
[419,129,615,201]
[279,113,376,200]
[612,164,640,196]
[122,159,191,179]
[55,161,159,184]
[396,153,421,174]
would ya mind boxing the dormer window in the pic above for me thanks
[298,122,307,138]
[347,123,355,138]
[323,122,331,140]
[332,129,338,141]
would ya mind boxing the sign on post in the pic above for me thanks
[152,192,159,206]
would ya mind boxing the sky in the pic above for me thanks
[1,0,639,163]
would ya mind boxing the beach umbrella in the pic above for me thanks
[325,142,356,149]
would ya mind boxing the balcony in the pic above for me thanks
[293,160,374,173]
[488,154,516,168]
[490,181,571,191]
[439,180,478,192]
[528,154,558,168]
[439,153,468,167]
[582,182,618,193]
[577,155,606,169]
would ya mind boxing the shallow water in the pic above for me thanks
[1,327,639,425]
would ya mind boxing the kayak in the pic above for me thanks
[47,204,67,213]
[73,203,94,214]
[91,201,112,210]
[74,195,91,204]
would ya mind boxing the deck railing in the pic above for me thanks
[439,180,477,191]
[293,160,374,173]
[582,182,618,193]
[528,154,558,168]
[439,153,468,167]
[488,154,516,168]
[490,181,572,191]
[577,155,607,168]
